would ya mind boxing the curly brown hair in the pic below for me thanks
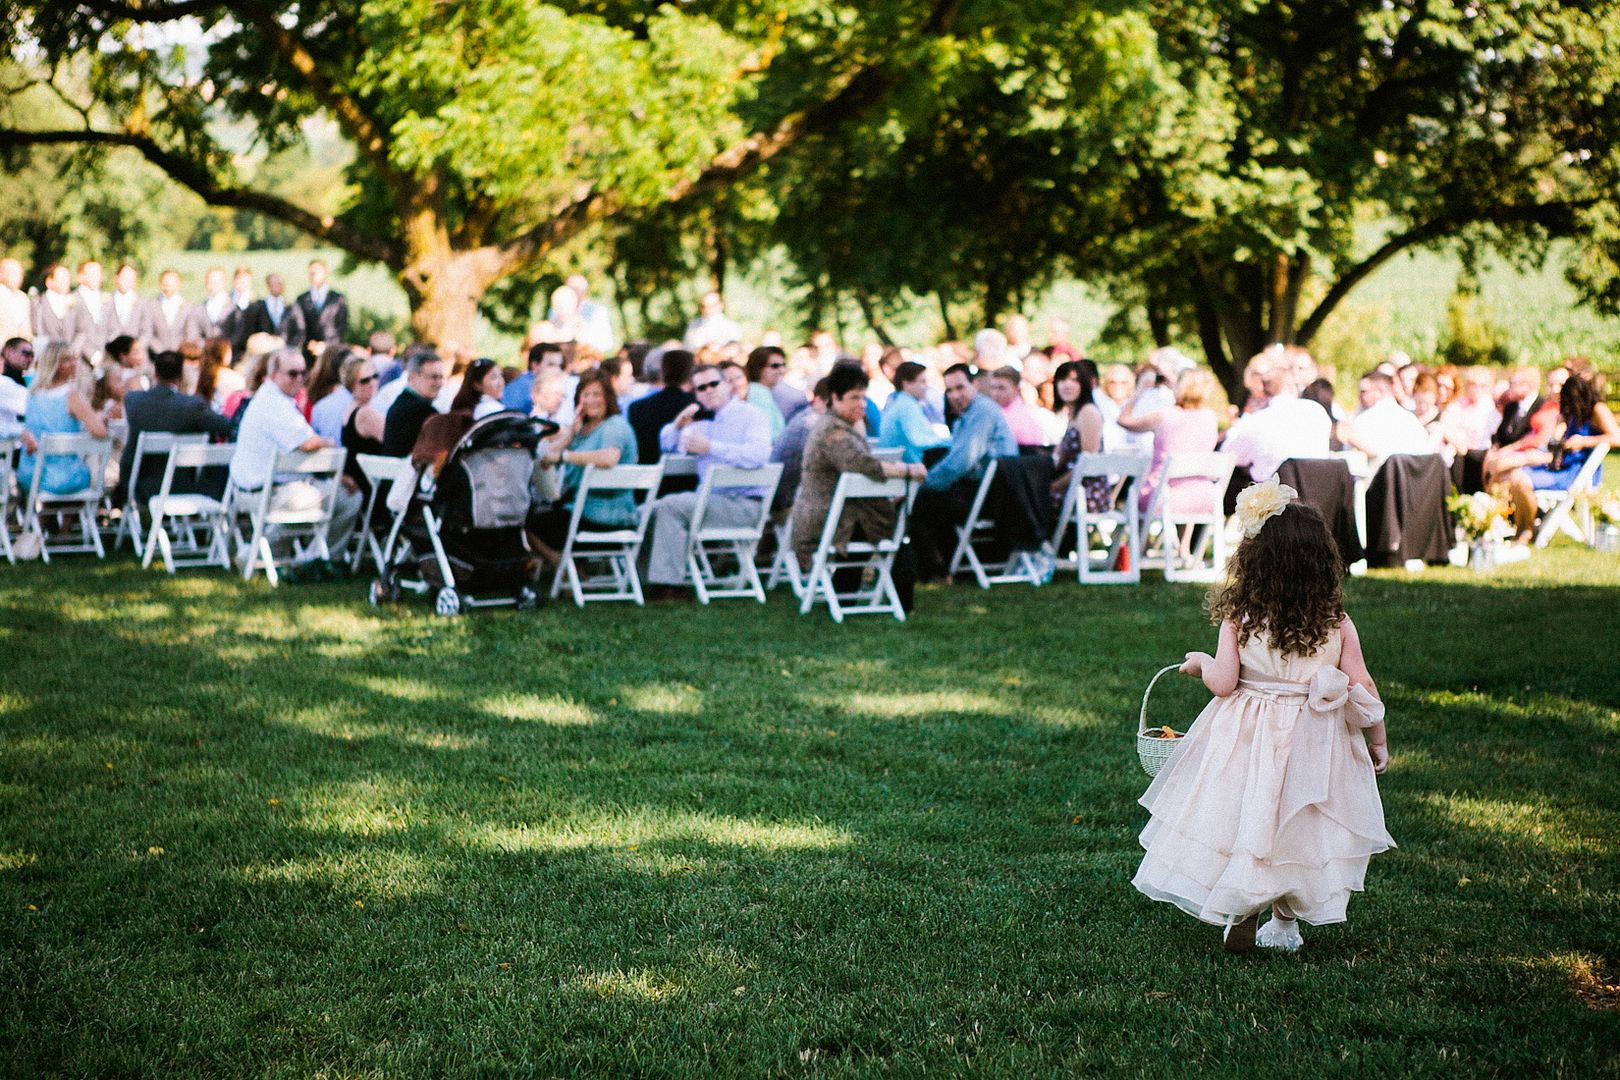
[1208,502,1345,658]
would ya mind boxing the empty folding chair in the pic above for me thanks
[351,453,418,573]
[798,473,918,623]
[114,431,208,557]
[765,517,805,596]
[684,463,783,604]
[21,434,113,562]
[1049,452,1150,585]
[550,462,665,606]
[0,438,15,564]
[230,446,348,585]
[1535,444,1609,548]
[1141,451,1236,583]
[142,442,236,573]
[946,459,1044,588]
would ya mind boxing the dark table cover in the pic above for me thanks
[1274,457,1365,567]
[1365,453,1453,567]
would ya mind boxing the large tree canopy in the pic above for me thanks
[3,0,1620,377]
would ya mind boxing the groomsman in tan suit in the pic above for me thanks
[107,262,146,345]
[145,269,190,352]
[0,257,30,343]
[185,266,240,344]
[32,264,75,346]
[70,260,112,361]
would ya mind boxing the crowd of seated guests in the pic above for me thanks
[3,252,1616,583]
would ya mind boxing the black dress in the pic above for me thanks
[342,405,388,497]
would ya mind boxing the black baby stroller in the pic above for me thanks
[369,411,558,616]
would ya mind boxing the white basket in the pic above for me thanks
[1136,664,1186,777]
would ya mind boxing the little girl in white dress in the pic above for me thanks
[1133,479,1394,953]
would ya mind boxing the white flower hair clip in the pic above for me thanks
[1235,476,1299,537]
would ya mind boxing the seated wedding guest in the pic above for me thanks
[526,369,639,565]
[719,359,749,403]
[0,337,32,440]
[1049,359,1108,512]
[119,349,232,504]
[1443,366,1501,453]
[642,362,771,600]
[771,377,829,516]
[1097,362,1137,450]
[93,334,150,416]
[530,369,571,427]
[790,363,926,600]
[308,345,357,442]
[381,349,445,456]
[1118,368,1222,513]
[626,347,695,464]
[744,346,789,437]
[1491,358,1618,543]
[599,354,637,406]
[229,346,361,557]
[18,343,107,494]
[338,354,386,497]
[986,365,1047,448]
[1221,366,1331,482]
[223,333,284,420]
[878,361,951,464]
[911,362,1018,580]
[1339,370,1431,460]
[410,358,506,473]
[1490,366,1544,449]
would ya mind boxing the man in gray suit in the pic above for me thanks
[32,264,75,346]
[144,269,191,353]
[185,266,239,344]
[295,259,348,346]
[244,273,305,346]
[119,349,233,505]
[106,263,146,346]
[70,260,112,361]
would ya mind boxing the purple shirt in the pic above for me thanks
[659,396,773,494]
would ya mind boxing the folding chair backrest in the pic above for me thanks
[274,447,346,476]
[964,459,1000,525]
[0,437,14,495]
[573,462,666,535]
[1073,452,1151,481]
[127,431,207,505]
[1570,443,1609,492]
[871,447,905,462]
[696,463,783,534]
[356,453,416,488]
[32,434,112,500]
[166,442,237,472]
[1162,451,1235,485]
[816,473,916,552]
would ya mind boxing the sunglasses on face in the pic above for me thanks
[767,362,787,369]
[357,374,378,384]
[693,380,722,392]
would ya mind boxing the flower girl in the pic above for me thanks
[1132,478,1394,952]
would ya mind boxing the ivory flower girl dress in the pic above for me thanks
[1132,624,1395,928]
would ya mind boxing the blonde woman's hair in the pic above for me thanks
[240,334,284,394]
[32,342,83,395]
[339,354,371,391]
[1176,368,1219,410]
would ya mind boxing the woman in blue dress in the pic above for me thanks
[1493,358,1618,542]
[17,343,108,495]
[526,368,640,565]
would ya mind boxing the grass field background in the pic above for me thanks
[156,241,1620,373]
[2,542,1617,1075]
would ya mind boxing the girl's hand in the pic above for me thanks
[1368,741,1389,775]
[1179,651,1211,677]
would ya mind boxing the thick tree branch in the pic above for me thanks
[0,126,402,265]
[76,0,223,22]
[1296,199,1592,343]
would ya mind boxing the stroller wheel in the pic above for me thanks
[515,586,539,611]
[434,586,462,617]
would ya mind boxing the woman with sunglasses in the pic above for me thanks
[339,355,386,496]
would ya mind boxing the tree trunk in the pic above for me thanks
[1146,295,1171,347]
[937,293,958,341]
[1191,287,1238,400]
[855,290,895,348]
[400,247,507,353]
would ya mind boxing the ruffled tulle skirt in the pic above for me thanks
[1132,680,1395,926]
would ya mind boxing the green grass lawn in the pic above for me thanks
[2,547,1618,1076]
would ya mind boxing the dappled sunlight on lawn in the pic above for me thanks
[235,847,447,901]
[346,674,451,703]
[1415,793,1616,857]
[274,707,489,751]
[575,967,689,1003]
[476,692,598,726]
[463,809,855,857]
[616,683,704,715]
[291,777,437,837]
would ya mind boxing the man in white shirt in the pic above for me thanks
[0,258,31,343]
[682,290,742,350]
[0,337,32,440]
[230,347,361,559]
[553,273,615,354]
[145,269,190,353]
[32,263,75,346]
[1341,370,1432,461]
[107,263,145,345]
[186,266,239,343]
[1221,367,1332,481]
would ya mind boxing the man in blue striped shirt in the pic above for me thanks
[910,363,1018,580]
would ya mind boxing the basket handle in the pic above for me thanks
[1139,664,1185,736]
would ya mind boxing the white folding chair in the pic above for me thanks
[1049,452,1150,585]
[945,459,1043,588]
[351,453,418,573]
[684,463,783,604]
[0,438,16,564]
[230,447,347,585]
[550,462,665,606]
[21,434,113,562]
[142,442,235,573]
[1140,451,1236,583]
[766,517,805,596]
[798,473,918,623]
[1535,444,1609,548]
[114,431,208,557]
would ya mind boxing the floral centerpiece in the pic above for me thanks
[1585,490,1620,552]
[1447,490,1513,567]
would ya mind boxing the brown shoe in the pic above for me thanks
[1223,912,1258,954]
